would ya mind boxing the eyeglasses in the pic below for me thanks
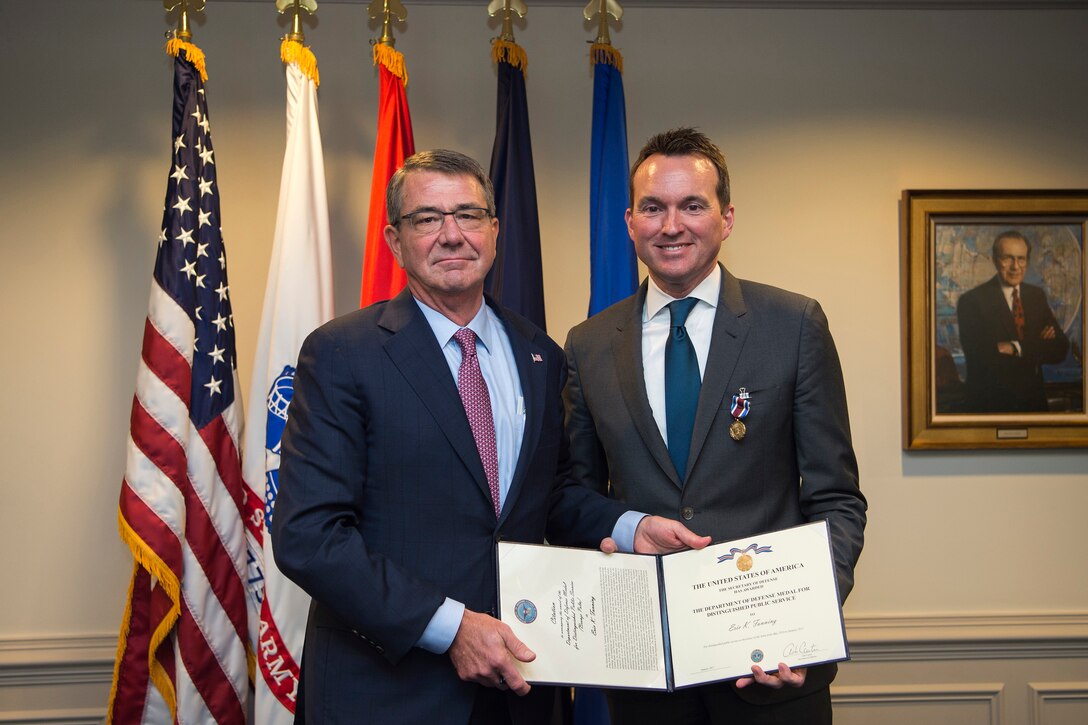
[996,254,1028,267]
[399,207,492,234]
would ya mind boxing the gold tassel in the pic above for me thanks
[115,509,182,716]
[281,39,320,86]
[491,39,528,72]
[105,562,140,724]
[372,43,408,86]
[165,37,208,82]
[590,43,623,74]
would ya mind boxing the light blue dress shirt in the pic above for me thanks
[414,299,524,653]
[411,298,640,653]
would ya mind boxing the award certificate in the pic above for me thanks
[497,521,847,690]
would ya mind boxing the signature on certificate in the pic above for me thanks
[782,641,820,657]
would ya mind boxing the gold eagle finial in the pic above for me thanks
[276,0,318,44]
[164,0,206,42]
[367,0,408,47]
[488,0,527,44]
[583,0,622,46]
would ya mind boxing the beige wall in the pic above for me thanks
[1,1,1086,722]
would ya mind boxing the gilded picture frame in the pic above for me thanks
[901,190,1088,449]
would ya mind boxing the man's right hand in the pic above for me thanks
[448,609,535,696]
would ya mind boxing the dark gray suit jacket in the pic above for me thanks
[563,266,866,705]
[272,289,628,723]
[956,275,1069,413]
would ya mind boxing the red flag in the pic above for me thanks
[360,44,415,307]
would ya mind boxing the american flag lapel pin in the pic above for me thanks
[531,353,543,363]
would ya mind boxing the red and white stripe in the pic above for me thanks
[112,281,249,724]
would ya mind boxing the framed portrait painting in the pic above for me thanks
[901,190,1088,449]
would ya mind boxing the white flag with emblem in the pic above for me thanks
[243,42,334,725]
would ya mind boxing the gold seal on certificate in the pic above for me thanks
[729,418,746,441]
[735,553,753,571]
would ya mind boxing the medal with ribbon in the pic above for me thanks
[729,388,750,441]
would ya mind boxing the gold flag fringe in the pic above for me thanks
[165,37,208,82]
[281,39,320,86]
[373,43,408,86]
[113,509,183,717]
[105,561,141,723]
[590,43,623,73]
[491,39,528,72]
[110,506,256,719]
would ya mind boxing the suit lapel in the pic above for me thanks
[613,283,681,488]
[688,267,750,478]
[379,290,492,504]
[497,305,545,523]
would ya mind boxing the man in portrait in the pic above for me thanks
[956,230,1070,413]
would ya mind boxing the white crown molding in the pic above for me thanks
[2,614,1085,678]
[832,683,1004,725]
[1,620,1086,721]
[0,709,105,725]
[0,635,115,688]
[845,612,1088,661]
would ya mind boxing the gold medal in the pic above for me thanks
[729,418,746,441]
[736,553,753,572]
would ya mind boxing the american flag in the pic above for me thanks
[108,41,251,724]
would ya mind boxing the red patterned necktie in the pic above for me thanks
[453,328,501,516]
[1012,287,1025,341]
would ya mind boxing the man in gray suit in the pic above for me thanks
[563,128,867,724]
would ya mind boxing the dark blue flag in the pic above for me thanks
[588,58,637,316]
[487,43,546,329]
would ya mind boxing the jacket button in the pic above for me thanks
[681,507,694,520]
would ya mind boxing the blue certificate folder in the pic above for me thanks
[497,521,848,691]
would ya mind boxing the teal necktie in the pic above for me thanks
[665,298,701,483]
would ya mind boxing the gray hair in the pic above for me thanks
[386,149,497,224]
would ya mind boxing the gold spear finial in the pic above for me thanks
[367,0,408,48]
[276,0,318,44]
[488,0,527,44]
[164,0,206,42]
[583,0,622,46]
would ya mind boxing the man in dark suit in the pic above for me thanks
[956,230,1069,413]
[272,149,707,723]
[563,129,867,724]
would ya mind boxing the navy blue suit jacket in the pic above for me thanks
[272,289,627,723]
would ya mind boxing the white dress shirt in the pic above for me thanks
[642,265,721,444]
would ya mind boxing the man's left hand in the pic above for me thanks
[599,516,712,555]
[735,663,807,690]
